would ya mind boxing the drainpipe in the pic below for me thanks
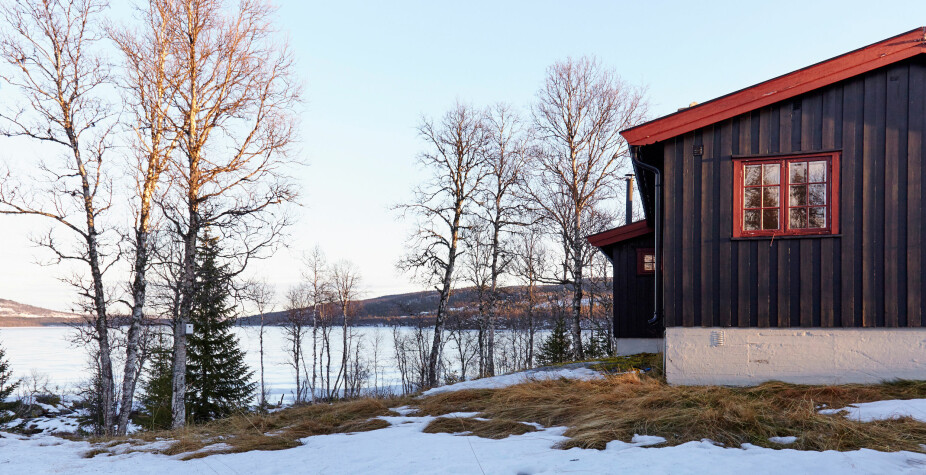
[630,146,663,325]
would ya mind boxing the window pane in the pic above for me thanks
[790,162,807,184]
[790,208,807,228]
[809,207,826,228]
[745,165,761,186]
[763,186,779,207]
[744,210,760,230]
[808,161,826,182]
[744,187,761,208]
[763,164,780,185]
[644,254,655,263]
[789,185,806,206]
[762,209,779,230]
[809,184,826,205]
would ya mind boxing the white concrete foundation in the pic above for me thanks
[665,327,926,386]
[614,338,664,356]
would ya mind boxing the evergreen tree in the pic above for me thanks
[583,328,611,359]
[0,341,19,408]
[138,334,174,430]
[186,233,255,423]
[537,317,572,366]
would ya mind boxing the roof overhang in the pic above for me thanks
[622,27,926,146]
[587,220,653,248]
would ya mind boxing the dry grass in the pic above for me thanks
[83,363,926,458]
[89,397,408,460]
[417,373,926,452]
[423,416,537,439]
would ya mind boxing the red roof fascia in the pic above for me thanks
[622,28,926,146]
[587,220,653,248]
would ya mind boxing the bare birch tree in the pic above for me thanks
[476,104,528,376]
[462,222,491,376]
[0,0,121,434]
[331,260,361,397]
[160,0,301,428]
[302,246,330,402]
[244,278,274,407]
[397,102,490,387]
[512,225,547,368]
[528,57,647,359]
[283,285,309,403]
[109,0,180,434]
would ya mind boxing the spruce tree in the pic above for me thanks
[186,232,255,423]
[138,334,174,429]
[537,317,572,366]
[0,341,19,407]
[583,328,611,359]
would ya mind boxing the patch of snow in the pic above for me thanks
[2,418,23,428]
[390,406,416,416]
[107,440,174,455]
[421,367,603,396]
[2,414,926,474]
[819,399,926,422]
[35,402,60,413]
[436,412,481,419]
[174,442,233,458]
[769,436,798,445]
[630,434,667,446]
[22,416,80,434]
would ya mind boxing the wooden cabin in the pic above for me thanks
[590,28,926,385]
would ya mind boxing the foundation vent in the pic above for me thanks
[710,330,725,347]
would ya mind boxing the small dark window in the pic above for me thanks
[733,152,839,237]
[637,248,655,275]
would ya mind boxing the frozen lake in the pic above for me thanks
[0,325,544,404]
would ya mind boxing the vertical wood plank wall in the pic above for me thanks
[653,58,926,328]
[609,235,660,338]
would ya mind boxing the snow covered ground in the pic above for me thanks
[2,410,926,474]
[3,364,926,474]
[820,399,926,423]
[421,365,604,396]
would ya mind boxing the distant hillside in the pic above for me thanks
[238,282,600,328]
[0,281,606,328]
[0,298,85,326]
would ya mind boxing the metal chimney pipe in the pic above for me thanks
[625,174,634,225]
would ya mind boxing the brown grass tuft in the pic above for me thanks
[81,448,109,459]
[423,416,537,439]
[417,373,926,452]
[91,396,409,459]
[83,366,926,458]
[414,389,495,416]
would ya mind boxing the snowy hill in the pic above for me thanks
[0,299,84,326]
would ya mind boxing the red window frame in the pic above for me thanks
[733,152,840,238]
[636,248,655,275]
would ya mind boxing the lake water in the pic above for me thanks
[0,325,544,404]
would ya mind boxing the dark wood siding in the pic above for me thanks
[650,57,926,328]
[608,235,660,338]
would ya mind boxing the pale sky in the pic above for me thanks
[1,0,923,312]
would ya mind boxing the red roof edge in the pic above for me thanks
[587,220,653,248]
[622,27,926,146]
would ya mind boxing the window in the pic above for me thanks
[733,152,839,237]
[637,248,655,275]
